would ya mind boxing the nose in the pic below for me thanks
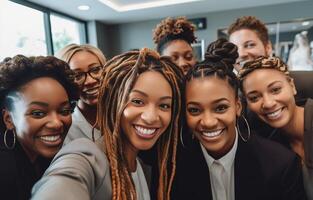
[46,112,63,130]
[261,94,276,110]
[199,111,218,129]
[177,58,190,73]
[141,105,159,125]
[84,73,97,86]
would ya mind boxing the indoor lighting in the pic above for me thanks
[98,0,204,12]
[78,5,90,11]
[302,21,310,26]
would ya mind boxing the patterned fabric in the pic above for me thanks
[238,56,289,82]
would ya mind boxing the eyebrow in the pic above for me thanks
[187,98,229,105]
[131,89,172,100]
[246,80,283,95]
[29,101,70,107]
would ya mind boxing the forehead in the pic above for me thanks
[69,50,100,70]
[229,29,262,44]
[186,76,235,103]
[19,77,69,103]
[131,71,172,97]
[162,39,193,55]
[243,68,287,91]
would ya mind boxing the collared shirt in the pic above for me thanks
[201,129,238,200]
[131,159,151,200]
[64,107,101,145]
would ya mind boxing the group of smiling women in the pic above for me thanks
[0,15,312,200]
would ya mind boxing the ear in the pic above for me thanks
[288,77,297,96]
[235,98,243,117]
[265,41,273,56]
[2,109,15,130]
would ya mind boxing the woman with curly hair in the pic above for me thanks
[0,55,78,200]
[32,48,184,200]
[238,56,313,200]
[153,17,197,74]
[171,39,306,200]
[56,44,106,144]
[228,16,272,72]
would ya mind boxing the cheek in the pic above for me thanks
[185,114,198,130]
[62,116,72,129]
[161,111,172,129]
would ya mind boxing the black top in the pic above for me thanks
[0,140,51,200]
[171,132,307,200]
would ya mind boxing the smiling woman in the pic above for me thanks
[171,38,307,200]
[31,48,184,200]
[0,55,78,200]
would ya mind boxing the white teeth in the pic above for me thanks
[266,108,282,119]
[135,126,156,135]
[85,87,99,95]
[40,135,61,142]
[202,129,223,138]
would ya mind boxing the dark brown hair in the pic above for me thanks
[153,17,197,53]
[228,16,270,46]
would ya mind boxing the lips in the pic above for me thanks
[83,87,99,96]
[200,128,225,139]
[264,107,284,120]
[134,125,158,139]
[38,134,63,146]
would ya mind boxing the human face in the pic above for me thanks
[162,39,196,74]
[186,76,241,159]
[242,69,297,129]
[69,51,102,108]
[3,77,72,161]
[121,71,172,156]
[229,29,272,71]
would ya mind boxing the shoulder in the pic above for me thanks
[245,134,300,169]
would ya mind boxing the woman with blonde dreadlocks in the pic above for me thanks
[31,48,184,200]
[153,17,197,74]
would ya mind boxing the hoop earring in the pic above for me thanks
[236,115,251,142]
[4,129,16,150]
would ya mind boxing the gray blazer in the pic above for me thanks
[31,137,150,200]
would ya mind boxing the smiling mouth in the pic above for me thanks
[83,87,99,96]
[200,128,225,139]
[264,107,284,120]
[134,125,158,139]
[38,134,63,146]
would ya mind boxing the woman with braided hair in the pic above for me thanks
[238,56,313,200]
[153,17,197,74]
[32,48,184,200]
[0,55,78,200]
[171,38,306,200]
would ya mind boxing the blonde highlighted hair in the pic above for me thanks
[56,44,106,66]
[97,48,184,200]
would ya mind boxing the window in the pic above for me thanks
[0,0,87,61]
[51,14,86,54]
[0,0,47,60]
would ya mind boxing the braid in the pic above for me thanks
[186,38,239,97]
[97,48,184,200]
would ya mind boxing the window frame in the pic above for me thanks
[10,0,88,55]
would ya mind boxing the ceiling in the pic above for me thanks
[27,0,307,24]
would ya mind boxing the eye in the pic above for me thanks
[131,99,144,106]
[271,87,281,94]
[245,42,256,49]
[59,107,73,116]
[171,55,179,62]
[30,110,46,118]
[74,72,85,80]
[185,53,194,61]
[187,107,201,115]
[89,66,102,75]
[159,103,171,110]
[247,95,259,103]
[215,104,229,113]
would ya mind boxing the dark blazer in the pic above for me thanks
[171,133,307,200]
